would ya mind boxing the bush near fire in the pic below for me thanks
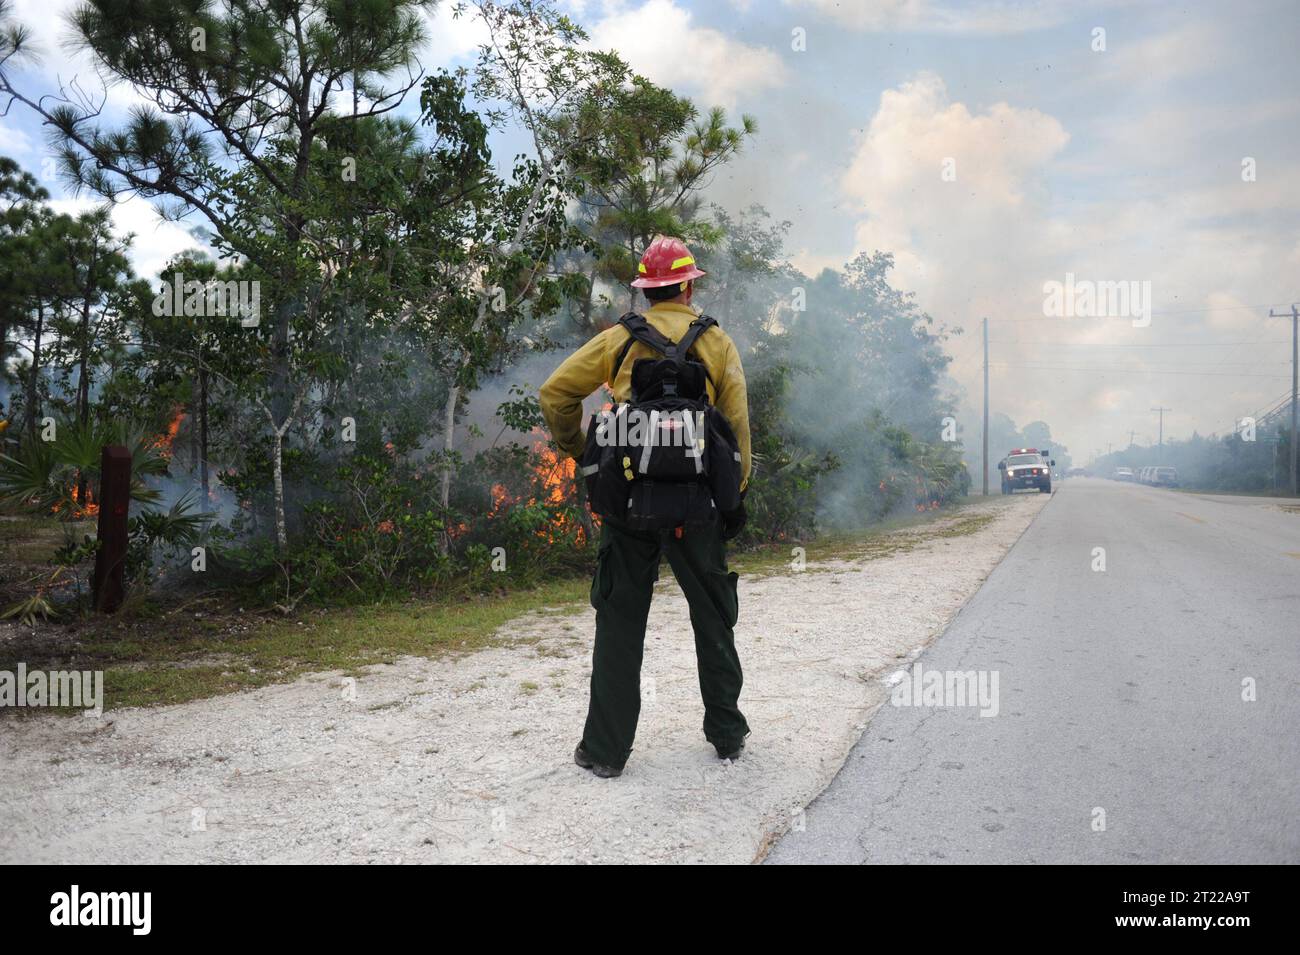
[0,0,971,625]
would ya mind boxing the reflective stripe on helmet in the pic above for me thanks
[631,235,707,287]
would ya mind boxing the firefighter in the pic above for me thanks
[539,236,752,778]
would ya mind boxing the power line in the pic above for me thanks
[988,303,1293,323]
[1252,391,1295,422]
[1266,305,1298,495]
[988,363,1290,378]
[1204,321,1295,436]
[1140,304,1291,316]
[1134,304,1287,316]
[988,340,1291,347]
[1002,358,1287,366]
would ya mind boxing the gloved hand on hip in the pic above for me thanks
[721,500,747,540]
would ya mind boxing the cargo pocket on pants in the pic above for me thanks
[709,569,739,629]
[590,543,615,610]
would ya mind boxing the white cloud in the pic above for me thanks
[1085,21,1223,89]
[49,195,204,282]
[8,0,152,113]
[8,0,81,66]
[1066,96,1300,182]
[836,69,1300,454]
[782,0,1094,34]
[840,71,1069,298]
[788,246,844,278]
[420,1,491,70]
[0,119,37,159]
[587,0,788,110]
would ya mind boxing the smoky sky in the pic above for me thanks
[5,0,1298,464]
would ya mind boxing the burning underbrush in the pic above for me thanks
[2,389,969,623]
[450,429,594,576]
[203,428,597,612]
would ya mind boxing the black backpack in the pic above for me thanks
[580,312,743,531]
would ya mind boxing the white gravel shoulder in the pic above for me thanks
[0,494,1049,864]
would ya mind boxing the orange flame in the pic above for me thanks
[473,429,585,545]
[153,405,185,458]
[52,481,99,518]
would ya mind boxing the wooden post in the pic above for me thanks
[92,445,132,613]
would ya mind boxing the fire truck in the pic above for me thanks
[998,448,1055,494]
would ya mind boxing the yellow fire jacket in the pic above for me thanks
[539,301,752,490]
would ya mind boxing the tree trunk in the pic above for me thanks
[438,380,460,555]
[77,248,96,429]
[189,375,200,477]
[580,259,597,330]
[76,293,91,507]
[25,303,43,440]
[199,367,210,502]
[440,381,459,507]
[77,348,89,422]
[272,427,287,549]
[264,391,302,551]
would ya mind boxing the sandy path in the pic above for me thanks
[0,494,1048,864]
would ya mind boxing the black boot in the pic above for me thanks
[715,740,745,761]
[574,742,623,778]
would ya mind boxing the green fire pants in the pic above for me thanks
[581,516,749,769]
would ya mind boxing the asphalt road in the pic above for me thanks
[766,479,1300,864]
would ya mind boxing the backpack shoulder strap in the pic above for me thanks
[620,311,678,353]
[608,312,720,386]
[675,314,717,357]
[611,311,677,384]
[680,315,721,397]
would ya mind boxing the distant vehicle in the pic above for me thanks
[1151,466,1179,487]
[998,447,1054,494]
[1112,467,1135,481]
[1068,466,1088,478]
[1138,466,1152,484]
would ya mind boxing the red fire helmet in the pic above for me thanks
[630,235,707,289]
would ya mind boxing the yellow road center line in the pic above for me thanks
[1285,552,1300,560]
[1174,512,1206,524]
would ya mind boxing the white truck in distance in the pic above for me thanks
[999,448,1055,494]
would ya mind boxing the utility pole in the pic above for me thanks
[1151,407,1171,460]
[982,317,989,496]
[1268,305,1298,495]
[1127,430,1137,447]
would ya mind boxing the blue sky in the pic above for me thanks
[2,0,1298,459]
